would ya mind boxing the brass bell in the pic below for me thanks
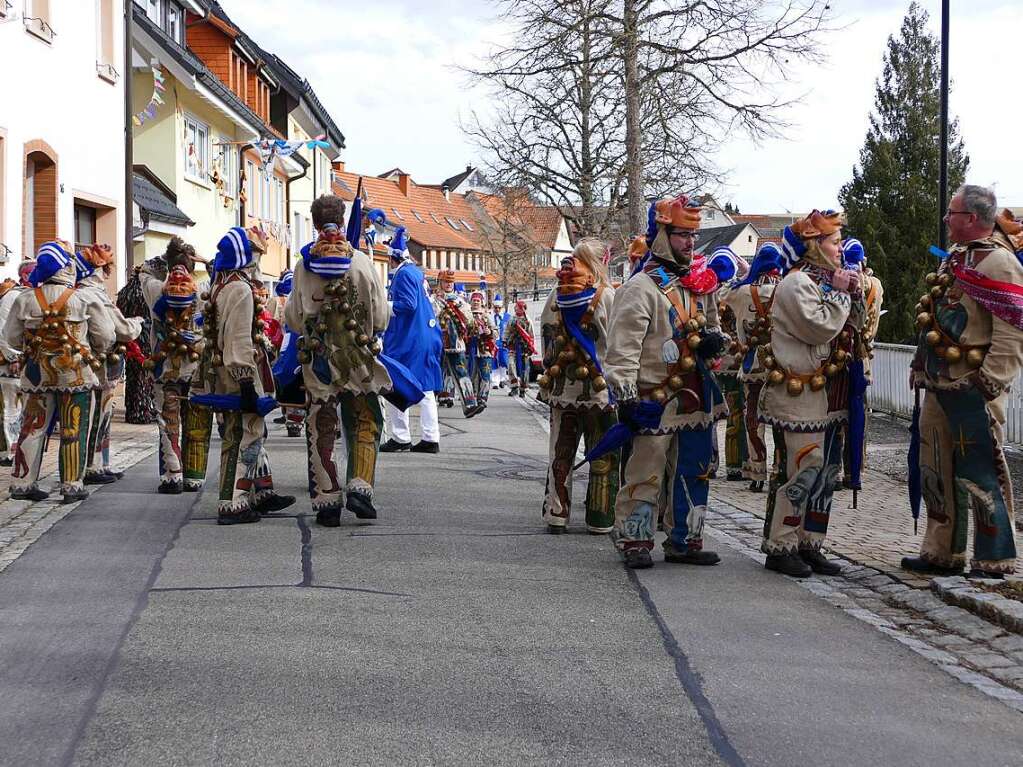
[696,314,707,328]
[939,273,954,288]
[339,302,351,314]
[967,348,985,368]
[537,374,551,389]
[825,364,839,378]
[679,357,696,373]
[324,283,337,296]
[687,335,702,351]
[834,349,848,363]
[548,364,562,378]
[920,294,932,308]
[336,284,348,296]
[944,346,963,364]
[90,360,103,371]
[580,322,591,332]
[668,375,684,390]
[728,341,739,354]
[560,349,577,363]
[592,376,607,392]
[839,330,851,342]
[763,355,776,369]
[748,334,760,347]
[651,388,668,403]
[925,330,942,347]
[925,272,938,286]
[317,323,328,334]
[189,352,200,362]
[768,369,785,385]
[356,333,370,346]
[143,359,156,371]
[108,353,121,364]
[810,374,827,392]
[787,378,804,396]
[685,319,700,333]
[200,292,210,301]
[917,312,932,328]
[345,319,357,331]
[930,286,943,299]
[555,335,567,346]
[575,365,590,380]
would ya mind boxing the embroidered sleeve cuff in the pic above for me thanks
[611,382,638,403]
[974,369,1004,401]
[228,364,255,382]
[823,291,851,310]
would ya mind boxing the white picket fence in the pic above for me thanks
[868,342,1023,445]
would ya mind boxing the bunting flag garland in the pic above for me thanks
[132,66,166,127]
[254,135,332,166]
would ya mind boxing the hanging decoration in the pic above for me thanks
[132,66,166,127]
[254,135,331,167]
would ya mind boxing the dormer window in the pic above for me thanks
[135,0,185,45]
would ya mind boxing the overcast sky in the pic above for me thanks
[227,0,1022,215]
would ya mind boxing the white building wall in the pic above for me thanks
[0,1,127,283]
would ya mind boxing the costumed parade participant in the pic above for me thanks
[708,247,749,481]
[432,269,480,416]
[139,237,212,494]
[468,290,496,412]
[759,211,864,578]
[537,239,618,534]
[903,187,1023,578]
[722,243,786,492]
[379,227,444,454]
[605,196,727,569]
[492,295,510,389]
[271,269,303,437]
[75,245,144,485]
[503,299,535,398]
[3,241,115,503]
[195,227,294,525]
[285,196,391,527]
[0,260,35,465]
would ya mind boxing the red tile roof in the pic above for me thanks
[333,171,486,252]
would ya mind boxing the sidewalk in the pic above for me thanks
[0,408,156,574]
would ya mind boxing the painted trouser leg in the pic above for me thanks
[512,348,530,394]
[218,411,267,515]
[155,381,188,485]
[663,427,713,551]
[444,352,477,416]
[0,383,9,461]
[1,378,20,458]
[57,391,92,494]
[474,356,493,406]
[742,380,768,482]
[918,389,1018,574]
[709,424,720,475]
[439,360,455,406]
[762,423,843,555]
[614,433,673,552]
[719,375,747,478]
[85,389,104,478]
[181,400,213,490]
[11,392,56,493]
[339,392,383,499]
[543,407,620,531]
[306,397,342,511]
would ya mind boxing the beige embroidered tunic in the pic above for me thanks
[723,280,777,383]
[538,286,615,411]
[78,273,143,390]
[140,261,203,384]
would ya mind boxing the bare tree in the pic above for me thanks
[467,188,542,300]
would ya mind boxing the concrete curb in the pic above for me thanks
[932,576,1023,636]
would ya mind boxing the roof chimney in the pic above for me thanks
[442,183,450,202]
[397,172,411,197]
[333,160,345,173]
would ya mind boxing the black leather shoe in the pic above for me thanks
[749,480,764,493]
[765,552,812,578]
[968,568,1005,580]
[315,506,342,527]
[900,556,964,576]
[217,507,261,525]
[411,440,440,454]
[254,494,297,514]
[62,488,89,504]
[664,542,721,566]
[273,415,286,424]
[380,438,412,453]
[624,548,653,569]
[158,481,183,495]
[84,471,117,486]
[800,549,843,576]
[286,424,302,438]
[0,457,13,467]
[11,488,49,502]
[546,524,566,534]
[346,492,377,520]
[105,470,124,480]
[726,470,743,481]
[507,389,517,397]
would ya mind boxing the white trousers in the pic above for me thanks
[1,378,21,455]
[385,392,440,444]
[492,366,509,387]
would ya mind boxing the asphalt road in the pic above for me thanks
[1,394,1022,766]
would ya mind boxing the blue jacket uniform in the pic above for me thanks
[384,259,444,392]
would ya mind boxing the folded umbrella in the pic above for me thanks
[846,357,869,508]
[908,387,922,534]
[189,393,278,417]
[378,353,425,412]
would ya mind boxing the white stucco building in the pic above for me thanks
[0,0,128,287]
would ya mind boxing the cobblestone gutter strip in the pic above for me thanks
[0,438,157,575]
[708,502,1023,712]
[931,576,1023,637]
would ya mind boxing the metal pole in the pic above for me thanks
[938,0,950,250]
[123,0,134,282]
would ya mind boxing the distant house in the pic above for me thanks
[332,166,495,289]
[696,222,761,260]
[732,213,802,246]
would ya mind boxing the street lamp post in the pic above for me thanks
[938,0,950,250]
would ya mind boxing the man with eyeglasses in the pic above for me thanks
[903,185,1023,579]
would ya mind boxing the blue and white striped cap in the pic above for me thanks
[842,238,865,268]
[29,241,73,287]
[213,227,254,273]
[707,246,739,283]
